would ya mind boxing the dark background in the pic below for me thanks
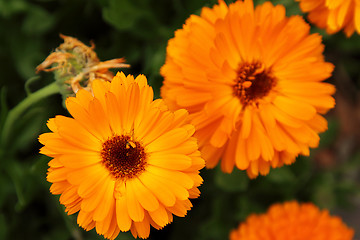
[0,0,359,239]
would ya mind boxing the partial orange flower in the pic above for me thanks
[161,0,335,178]
[296,0,360,37]
[39,72,204,239]
[36,34,129,97]
[229,201,354,240]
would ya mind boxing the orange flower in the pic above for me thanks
[296,0,360,37]
[39,72,204,239]
[161,0,335,178]
[229,201,354,240]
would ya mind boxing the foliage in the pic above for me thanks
[0,0,359,239]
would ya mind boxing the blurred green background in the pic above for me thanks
[0,0,359,239]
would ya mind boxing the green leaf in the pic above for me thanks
[0,87,8,133]
[22,6,55,35]
[318,117,339,148]
[0,0,27,18]
[235,196,264,221]
[311,172,336,209]
[6,159,26,211]
[0,173,11,208]
[266,166,296,184]
[102,0,147,31]
[9,35,43,79]
[10,107,45,153]
[0,214,7,240]
[214,167,249,192]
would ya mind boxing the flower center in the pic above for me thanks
[101,135,146,180]
[233,62,276,106]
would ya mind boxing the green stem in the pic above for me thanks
[1,82,60,145]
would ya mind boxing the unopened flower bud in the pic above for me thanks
[36,34,130,100]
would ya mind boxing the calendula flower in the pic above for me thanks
[161,0,335,178]
[36,34,129,99]
[39,72,204,239]
[296,0,360,37]
[229,201,354,240]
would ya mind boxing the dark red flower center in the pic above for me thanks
[101,135,146,179]
[233,62,276,106]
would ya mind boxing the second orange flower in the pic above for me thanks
[296,0,360,37]
[230,201,354,240]
[161,0,335,178]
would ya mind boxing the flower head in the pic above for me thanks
[39,72,204,239]
[160,0,335,178]
[296,0,360,37]
[229,201,354,240]
[36,34,129,99]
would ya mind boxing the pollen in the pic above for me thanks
[233,62,277,106]
[101,135,146,180]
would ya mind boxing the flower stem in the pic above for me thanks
[1,82,60,145]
